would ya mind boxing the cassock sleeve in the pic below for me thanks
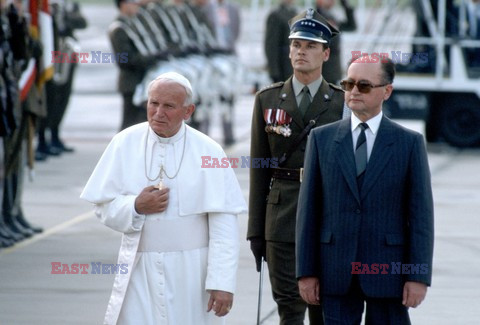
[80,129,147,234]
[94,196,146,234]
[205,213,239,294]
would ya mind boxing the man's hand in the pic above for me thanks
[402,281,427,308]
[134,186,169,215]
[298,277,321,305]
[207,290,233,317]
[249,237,266,272]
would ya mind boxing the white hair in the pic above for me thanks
[147,72,193,106]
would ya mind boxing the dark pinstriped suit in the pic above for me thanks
[296,115,434,322]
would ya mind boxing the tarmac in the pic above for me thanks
[1,3,480,325]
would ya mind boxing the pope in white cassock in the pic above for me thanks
[80,72,247,325]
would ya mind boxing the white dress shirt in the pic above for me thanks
[351,111,383,161]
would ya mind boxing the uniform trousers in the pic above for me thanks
[266,241,323,325]
[120,93,147,131]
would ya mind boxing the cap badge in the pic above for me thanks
[306,8,314,19]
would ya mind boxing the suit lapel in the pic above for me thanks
[360,116,395,199]
[277,78,305,129]
[334,119,361,203]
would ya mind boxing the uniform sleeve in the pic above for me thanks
[247,94,272,239]
[109,26,156,70]
[205,213,239,294]
[93,195,146,234]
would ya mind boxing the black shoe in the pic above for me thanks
[35,150,49,161]
[16,213,43,234]
[28,224,43,234]
[37,143,62,156]
[0,222,25,242]
[10,219,35,238]
[51,140,75,153]
[0,236,15,248]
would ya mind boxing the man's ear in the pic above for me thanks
[323,47,331,62]
[184,104,195,120]
[384,84,393,101]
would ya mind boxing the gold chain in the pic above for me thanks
[144,126,187,182]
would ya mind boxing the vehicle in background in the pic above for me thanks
[350,0,480,147]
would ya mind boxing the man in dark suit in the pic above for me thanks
[264,0,297,83]
[296,57,434,324]
[248,9,344,324]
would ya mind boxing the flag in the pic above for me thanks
[29,0,55,88]
[19,58,37,102]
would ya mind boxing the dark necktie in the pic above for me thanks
[355,123,369,188]
[298,86,311,115]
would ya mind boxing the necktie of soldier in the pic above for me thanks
[298,86,311,115]
[355,123,369,189]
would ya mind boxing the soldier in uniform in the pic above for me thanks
[110,0,164,131]
[264,0,297,83]
[36,1,87,159]
[1,0,44,247]
[247,9,345,324]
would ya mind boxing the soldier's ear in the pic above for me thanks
[323,47,331,62]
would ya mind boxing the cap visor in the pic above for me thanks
[289,31,328,44]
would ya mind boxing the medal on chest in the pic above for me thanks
[264,108,292,137]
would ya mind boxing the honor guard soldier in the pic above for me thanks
[247,9,345,324]
[109,0,165,131]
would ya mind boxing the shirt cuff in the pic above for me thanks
[132,204,145,231]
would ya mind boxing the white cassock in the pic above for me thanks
[80,122,247,325]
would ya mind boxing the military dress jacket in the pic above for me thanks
[108,16,157,95]
[247,77,344,243]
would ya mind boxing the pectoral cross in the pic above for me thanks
[154,166,164,190]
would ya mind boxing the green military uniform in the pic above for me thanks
[248,8,345,324]
[2,3,45,247]
[248,77,344,241]
[109,10,159,130]
[248,76,344,323]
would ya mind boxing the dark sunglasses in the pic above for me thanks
[340,80,388,93]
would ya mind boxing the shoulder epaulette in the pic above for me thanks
[257,81,284,95]
[108,21,123,34]
[328,83,344,92]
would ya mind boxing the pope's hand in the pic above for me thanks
[207,290,233,317]
[134,186,169,214]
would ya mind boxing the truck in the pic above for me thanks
[358,0,480,147]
